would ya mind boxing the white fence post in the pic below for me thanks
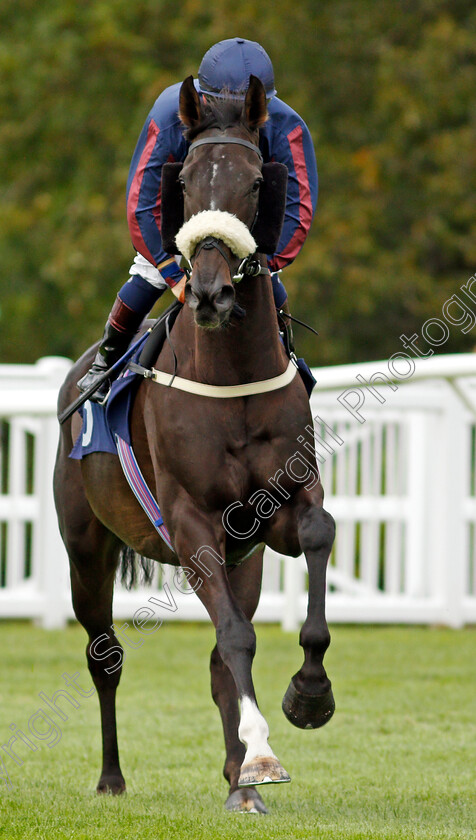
[0,356,72,628]
[404,410,430,599]
[34,359,72,628]
[431,386,468,628]
[36,414,71,629]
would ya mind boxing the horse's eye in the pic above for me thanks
[251,178,263,193]
[179,178,187,194]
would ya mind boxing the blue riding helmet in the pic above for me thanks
[198,37,276,100]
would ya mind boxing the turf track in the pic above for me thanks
[0,622,474,839]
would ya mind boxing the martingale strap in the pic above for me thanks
[129,358,298,398]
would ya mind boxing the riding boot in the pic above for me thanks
[76,321,135,402]
[77,296,146,402]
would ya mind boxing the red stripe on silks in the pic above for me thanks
[127,119,160,265]
[272,124,313,271]
[151,153,176,244]
[152,182,162,239]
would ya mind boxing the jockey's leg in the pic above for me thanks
[271,271,294,345]
[271,272,288,312]
[77,258,168,402]
[271,273,317,397]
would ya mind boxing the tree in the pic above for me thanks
[1,0,475,365]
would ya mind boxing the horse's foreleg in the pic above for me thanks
[213,597,290,788]
[282,501,336,729]
[173,515,290,790]
[210,548,268,813]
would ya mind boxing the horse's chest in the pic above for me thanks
[219,429,293,501]
[161,403,300,508]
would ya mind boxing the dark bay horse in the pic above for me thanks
[54,75,335,814]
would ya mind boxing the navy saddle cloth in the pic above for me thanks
[70,302,182,459]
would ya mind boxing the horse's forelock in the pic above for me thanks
[183,93,248,142]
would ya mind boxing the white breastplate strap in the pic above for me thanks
[150,358,297,398]
[175,210,257,261]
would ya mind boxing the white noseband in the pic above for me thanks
[175,210,257,262]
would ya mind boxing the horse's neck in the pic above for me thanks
[182,275,285,385]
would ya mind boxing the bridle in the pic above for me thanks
[182,135,268,283]
[188,136,263,162]
[191,235,264,283]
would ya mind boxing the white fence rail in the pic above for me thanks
[0,354,475,629]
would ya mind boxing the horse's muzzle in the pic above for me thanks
[185,280,235,329]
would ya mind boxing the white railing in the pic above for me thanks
[1,354,475,629]
[309,355,476,629]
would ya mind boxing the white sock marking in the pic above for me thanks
[238,696,276,763]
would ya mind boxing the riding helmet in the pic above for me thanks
[198,37,276,99]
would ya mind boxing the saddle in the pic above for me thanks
[137,300,183,370]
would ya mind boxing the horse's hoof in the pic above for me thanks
[225,787,268,814]
[282,679,335,729]
[238,756,291,787]
[96,774,126,795]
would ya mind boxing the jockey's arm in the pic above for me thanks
[263,101,318,275]
[126,84,188,300]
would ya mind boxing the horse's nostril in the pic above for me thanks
[213,286,235,312]
[185,278,234,324]
[184,285,200,311]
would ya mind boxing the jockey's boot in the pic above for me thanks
[77,320,138,403]
[77,291,148,402]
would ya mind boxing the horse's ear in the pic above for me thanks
[179,75,201,127]
[244,75,268,130]
[160,162,184,253]
[252,162,288,254]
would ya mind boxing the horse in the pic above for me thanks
[53,74,336,815]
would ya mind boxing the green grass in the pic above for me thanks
[0,622,474,839]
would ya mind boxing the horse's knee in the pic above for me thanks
[299,506,335,555]
[216,615,256,670]
[87,633,124,690]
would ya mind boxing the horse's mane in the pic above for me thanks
[183,94,250,142]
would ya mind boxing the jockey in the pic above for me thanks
[78,37,318,401]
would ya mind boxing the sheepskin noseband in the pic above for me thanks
[175,210,257,262]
